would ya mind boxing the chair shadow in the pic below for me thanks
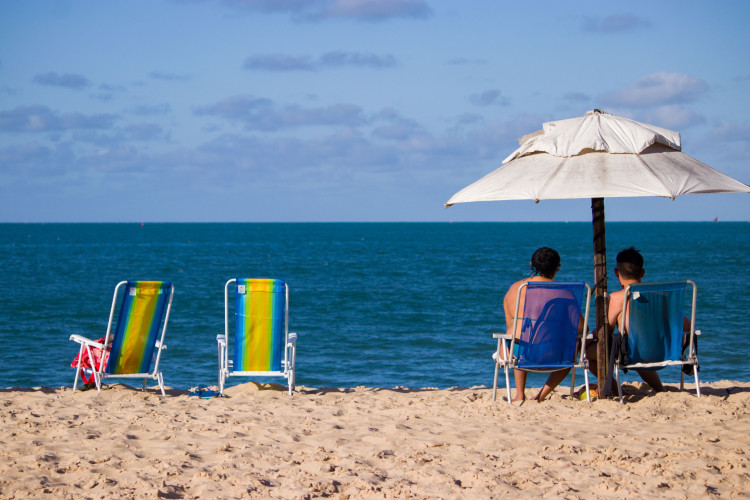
[300,385,488,396]
[613,383,750,403]
[7,383,747,401]
[0,386,61,395]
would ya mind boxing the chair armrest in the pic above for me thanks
[492,333,514,362]
[288,332,298,345]
[69,334,105,349]
[694,330,701,336]
[217,334,227,346]
[155,340,167,350]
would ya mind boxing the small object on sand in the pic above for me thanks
[575,386,598,401]
[188,388,222,399]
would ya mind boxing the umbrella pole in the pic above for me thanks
[591,197,609,396]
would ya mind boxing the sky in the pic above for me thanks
[1,0,749,222]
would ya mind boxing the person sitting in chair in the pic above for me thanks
[502,247,582,403]
[608,247,665,392]
[589,247,688,394]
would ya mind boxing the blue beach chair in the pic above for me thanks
[614,280,701,402]
[492,281,592,403]
[70,281,174,395]
[217,279,298,396]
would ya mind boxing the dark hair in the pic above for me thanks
[531,247,560,278]
[616,247,644,279]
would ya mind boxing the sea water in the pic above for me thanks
[1,222,748,390]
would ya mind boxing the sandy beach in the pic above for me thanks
[1,381,748,499]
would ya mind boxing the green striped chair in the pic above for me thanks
[217,279,297,396]
[70,281,174,395]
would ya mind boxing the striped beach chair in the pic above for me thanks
[217,278,297,396]
[70,281,174,395]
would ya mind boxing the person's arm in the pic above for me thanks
[503,284,516,332]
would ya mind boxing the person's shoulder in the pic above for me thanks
[508,277,529,290]
[504,278,526,298]
[608,289,624,306]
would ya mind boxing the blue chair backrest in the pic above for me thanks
[517,282,585,370]
[625,282,686,364]
[107,281,172,375]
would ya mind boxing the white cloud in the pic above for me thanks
[194,95,367,130]
[711,121,750,142]
[602,72,709,108]
[641,105,706,130]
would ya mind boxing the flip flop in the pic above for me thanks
[188,388,222,399]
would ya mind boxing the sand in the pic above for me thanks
[1,380,748,499]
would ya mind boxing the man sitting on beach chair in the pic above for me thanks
[608,248,666,392]
[588,247,695,395]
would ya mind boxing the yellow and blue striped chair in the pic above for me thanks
[217,279,297,396]
[70,281,174,395]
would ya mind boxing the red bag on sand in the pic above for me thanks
[71,338,110,384]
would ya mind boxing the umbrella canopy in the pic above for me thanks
[446,110,750,206]
[445,109,750,395]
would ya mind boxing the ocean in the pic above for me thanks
[1,222,748,391]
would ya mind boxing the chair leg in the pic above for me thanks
[615,367,623,403]
[694,368,701,398]
[289,345,297,396]
[492,358,500,402]
[72,345,84,392]
[583,368,591,402]
[570,367,576,398]
[287,358,295,397]
[158,373,165,396]
[504,366,512,405]
[217,341,225,395]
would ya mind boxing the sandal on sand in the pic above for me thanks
[188,388,222,399]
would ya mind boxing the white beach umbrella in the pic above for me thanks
[446,109,749,204]
[445,109,750,393]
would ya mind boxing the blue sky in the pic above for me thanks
[1,0,749,222]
